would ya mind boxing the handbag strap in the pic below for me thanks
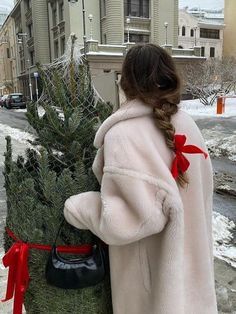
[53,218,66,247]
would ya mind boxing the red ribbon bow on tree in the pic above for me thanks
[171,134,208,179]
[1,228,92,314]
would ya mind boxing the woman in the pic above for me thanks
[64,44,217,314]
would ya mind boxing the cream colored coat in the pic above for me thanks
[64,99,217,314]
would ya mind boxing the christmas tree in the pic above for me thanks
[4,34,113,313]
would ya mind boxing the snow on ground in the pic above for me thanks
[0,124,35,144]
[181,98,236,161]
[213,212,236,268]
[202,128,236,162]
[180,97,236,118]
[0,123,36,167]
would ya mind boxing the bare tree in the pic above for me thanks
[182,57,236,106]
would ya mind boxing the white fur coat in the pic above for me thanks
[64,99,217,314]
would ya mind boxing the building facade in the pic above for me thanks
[10,0,51,99]
[223,0,236,58]
[47,0,179,59]
[178,8,224,59]
[0,15,19,95]
[4,0,180,98]
[2,0,206,104]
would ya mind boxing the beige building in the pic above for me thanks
[223,0,236,58]
[47,0,179,59]
[10,0,51,99]
[0,15,18,95]
[4,0,204,105]
[179,9,224,59]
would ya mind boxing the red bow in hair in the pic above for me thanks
[171,134,208,179]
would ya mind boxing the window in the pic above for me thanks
[28,23,33,38]
[103,33,107,44]
[182,26,185,36]
[20,59,25,72]
[210,47,215,58]
[190,29,194,37]
[30,50,35,65]
[26,0,31,10]
[60,36,65,55]
[200,28,220,39]
[101,0,106,17]
[124,0,149,18]
[59,2,64,21]
[52,6,57,26]
[124,33,149,43]
[201,46,205,57]
[7,48,10,58]
[54,40,59,58]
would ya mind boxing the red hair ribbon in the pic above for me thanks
[171,134,208,179]
[1,228,92,314]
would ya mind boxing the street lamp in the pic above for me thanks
[34,72,39,101]
[126,18,131,43]
[68,0,86,58]
[17,33,33,101]
[88,14,93,40]
[193,26,197,46]
[164,22,168,45]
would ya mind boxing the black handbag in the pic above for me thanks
[45,219,107,289]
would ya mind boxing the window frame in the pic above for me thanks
[124,0,149,18]
[200,28,220,39]
[210,47,215,58]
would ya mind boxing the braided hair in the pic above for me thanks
[120,44,188,187]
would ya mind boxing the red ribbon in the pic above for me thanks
[171,134,208,179]
[1,228,93,314]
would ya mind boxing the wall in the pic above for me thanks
[179,10,224,59]
[223,0,236,58]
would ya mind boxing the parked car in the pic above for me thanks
[0,94,9,107]
[5,93,26,109]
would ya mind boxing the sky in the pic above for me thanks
[179,0,224,9]
[0,0,224,13]
[0,0,14,11]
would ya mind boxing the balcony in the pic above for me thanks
[124,16,150,35]
[52,25,59,39]
[58,21,65,35]
[25,8,32,22]
[27,36,34,48]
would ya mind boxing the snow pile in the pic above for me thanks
[0,124,35,145]
[213,211,236,268]
[180,98,236,118]
[201,128,236,162]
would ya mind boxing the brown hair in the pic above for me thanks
[120,43,188,187]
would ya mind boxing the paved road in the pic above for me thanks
[0,108,29,130]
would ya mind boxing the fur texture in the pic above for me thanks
[64,99,217,314]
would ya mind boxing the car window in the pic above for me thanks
[11,95,23,99]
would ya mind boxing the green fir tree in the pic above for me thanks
[4,35,113,313]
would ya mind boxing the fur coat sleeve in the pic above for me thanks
[64,114,183,245]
